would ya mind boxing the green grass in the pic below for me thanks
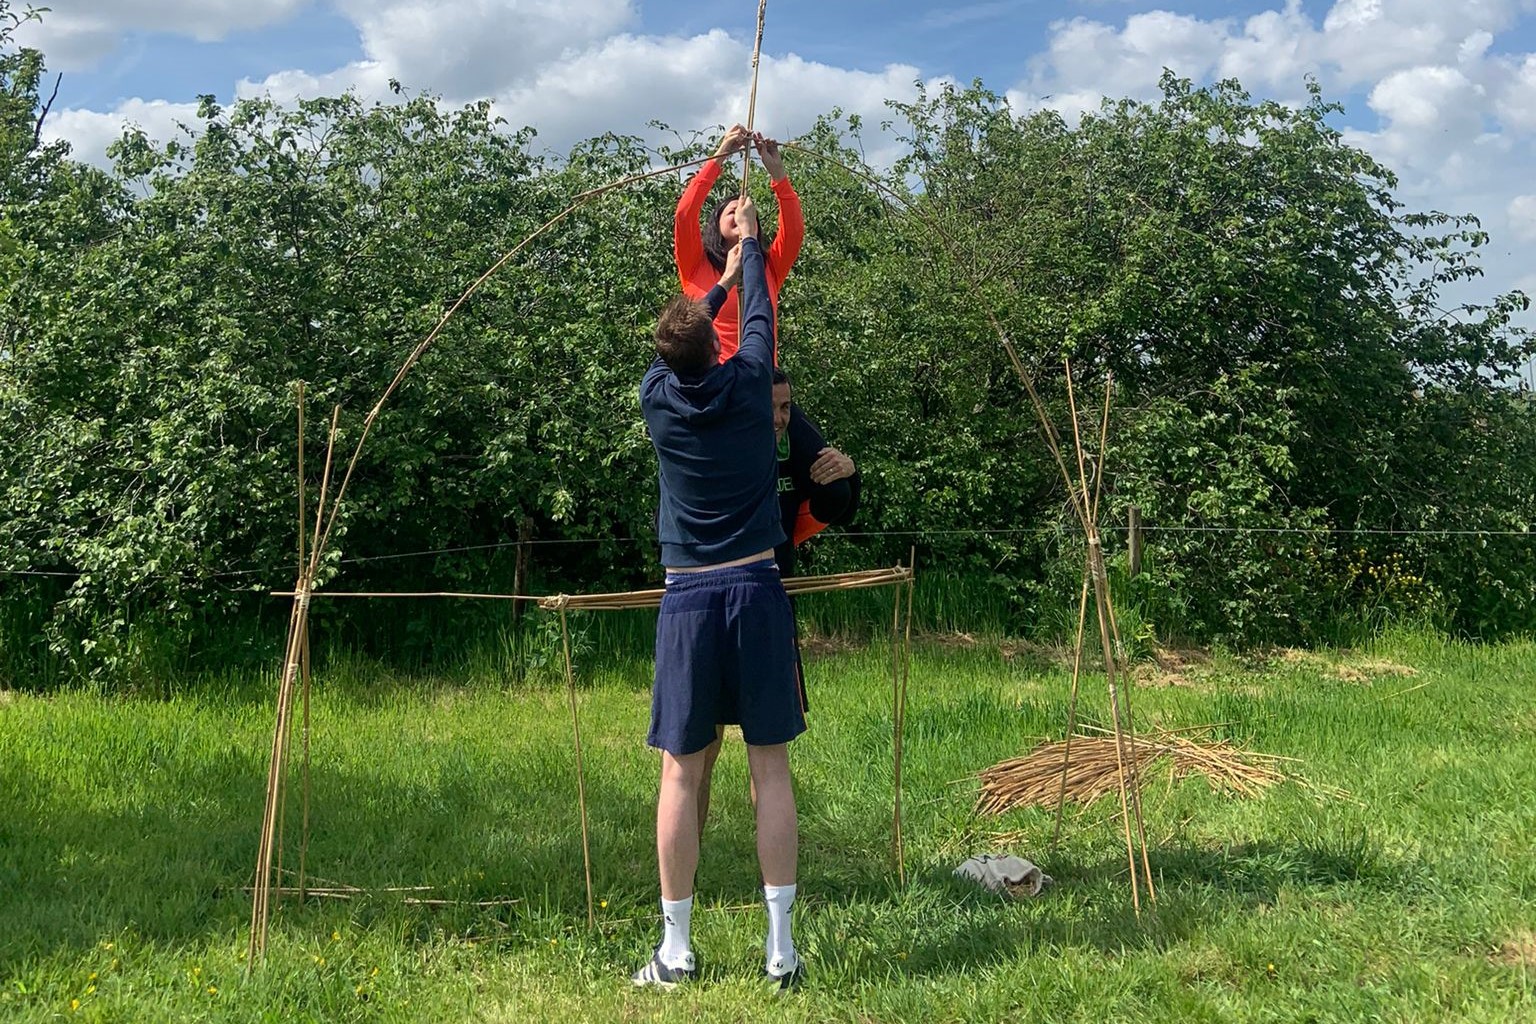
[2,630,1534,1022]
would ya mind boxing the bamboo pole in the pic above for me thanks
[889,562,904,883]
[740,0,770,197]
[559,606,596,928]
[1064,364,1141,914]
[893,548,916,885]
[1049,569,1091,848]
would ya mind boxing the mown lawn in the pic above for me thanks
[2,630,1534,1022]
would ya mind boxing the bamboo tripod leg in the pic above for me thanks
[559,608,596,928]
[1103,583,1155,902]
[1085,543,1140,913]
[1050,569,1092,847]
[889,577,904,884]
[248,591,310,967]
[299,619,312,902]
[889,555,916,886]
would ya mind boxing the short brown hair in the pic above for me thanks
[654,295,717,378]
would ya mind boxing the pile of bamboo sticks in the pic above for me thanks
[976,729,1292,815]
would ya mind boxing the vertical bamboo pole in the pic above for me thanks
[1049,570,1091,847]
[1064,362,1141,914]
[891,551,916,886]
[248,597,308,966]
[298,614,312,903]
[889,571,904,882]
[249,408,339,967]
[741,0,770,196]
[559,606,596,928]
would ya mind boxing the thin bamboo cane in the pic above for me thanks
[889,565,903,883]
[893,548,916,886]
[249,411,338,965]
[1076,369,1156,903]
[298,611,312,903]
[247,593,308,966]
[1064,364,1141,914]
[1049,569,1091,848]
[559,608,596,929]
[741,0,770,196]
[268,566,912,607]
[297,383,306,580]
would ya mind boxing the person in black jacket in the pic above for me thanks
[770,367,860,579]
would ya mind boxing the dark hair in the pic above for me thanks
[654,296,717,378]
[772,367,790,386]
[701,194,777,274]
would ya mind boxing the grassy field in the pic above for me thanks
[2,628,1534,1022]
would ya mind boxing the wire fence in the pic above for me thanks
[2,523,1531,582]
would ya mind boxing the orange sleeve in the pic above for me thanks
[792,501,830,546]
[675,160,723,295]
[766,175,804,291]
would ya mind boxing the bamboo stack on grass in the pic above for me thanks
[976,730,1294,815]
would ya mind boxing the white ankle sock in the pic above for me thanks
[659,896,694,968]
[763,883,798,975]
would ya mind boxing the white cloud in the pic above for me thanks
[1509,195,1536,240]
[333,0,635,102]
[489,32,934,160]
[1368,65,1483,134]
[1320,0,1523,85]
[1494,53,1536,131]
[15,0,312,71]
[40,99,202,169]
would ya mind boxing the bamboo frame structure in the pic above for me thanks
[245,0,1150,962]
[251,555,917,961]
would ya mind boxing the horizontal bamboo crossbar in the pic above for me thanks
[270,565,913,611]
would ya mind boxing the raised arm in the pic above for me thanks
[703,242,744,319]
[674,126,747,290]
[732,196,774,375]
[755,136,804,280]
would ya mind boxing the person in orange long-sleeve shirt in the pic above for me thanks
[675,124,804,362]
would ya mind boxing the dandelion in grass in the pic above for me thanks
[600,899,609,909]
[70,999,79,1012]
[207,985,218,995]
[332,930,341,942]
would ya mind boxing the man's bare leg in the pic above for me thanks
[747,742,800,979]
[695,728,723,839]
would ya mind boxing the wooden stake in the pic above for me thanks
[1128,506,1143,579]
[559,606,596,928]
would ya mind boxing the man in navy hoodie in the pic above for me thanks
[633,195,804,991]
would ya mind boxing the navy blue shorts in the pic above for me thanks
[649,560,807,756]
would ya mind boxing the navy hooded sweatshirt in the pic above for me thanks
[641,236,784,568]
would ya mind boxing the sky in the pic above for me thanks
[17,1,1536,337]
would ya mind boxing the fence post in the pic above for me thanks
[1128,506,1143,579]
[513,516,533,621]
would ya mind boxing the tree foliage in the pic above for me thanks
[2,9,1533,682]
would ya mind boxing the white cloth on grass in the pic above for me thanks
[954,854,1053,898]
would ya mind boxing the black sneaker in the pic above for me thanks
[764,954,804,993]
[631,951,697,989]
